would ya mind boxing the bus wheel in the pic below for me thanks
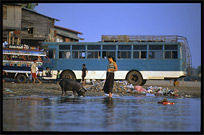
[16,74,27,83]
[127,71,143,85]
[61,71,76,80]
[141,80,147,86]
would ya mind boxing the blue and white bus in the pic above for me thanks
[41,35,191,85]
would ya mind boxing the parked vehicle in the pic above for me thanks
[3,45,47,83]
[41,35,192,85]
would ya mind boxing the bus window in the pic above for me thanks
[72,45,85,59]
[118,51,131,59]
[72,51,85,59]
[165,45,178,59]
[165,45,177,50]
[102,51,115,59]
[133,45,147,59]
[172,51,178,59]
[118,45,131,50]
[48,49,55,59]
[87,45,100,59]
[133,45,147,50]
[118,45,131,59]
[72,51,78,58]
[165,51,178,59]
[72,45,85,50]
[141,51,147,58]
[59,51,70,59]
[133,51,147,59]
[149,45,163,59]
[149,51,163,59]
[87,45,100,50]
[103,45,116,50]
[133,51,139,58]
[165,51,171,59]
[80,51,86,59]
[87,51,100,59]
[149,45,162,50]
[59,45,70,50]
[102,45,116,58]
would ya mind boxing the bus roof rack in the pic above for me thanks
[102,35,185,43]
[101,35,192,76]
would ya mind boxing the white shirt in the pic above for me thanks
[36,67,39,75]
[31,63,37,73]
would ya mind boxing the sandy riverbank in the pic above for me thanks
[2,80,201,98]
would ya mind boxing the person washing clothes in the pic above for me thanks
[103,55,118,98]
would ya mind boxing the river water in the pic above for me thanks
[3,96,201,132]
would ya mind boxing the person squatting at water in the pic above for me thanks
[81,64,88,86]
[103,55,118,98]
[31,59,42,84]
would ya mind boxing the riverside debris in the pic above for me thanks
[85,80,181,97]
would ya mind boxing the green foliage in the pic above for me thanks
[184,65,201,81]
[22,3,38,10]
[196,66,201,75]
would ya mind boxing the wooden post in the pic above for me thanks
[12,37,14,45]
[8,31,11,44]
[17,38,20,45]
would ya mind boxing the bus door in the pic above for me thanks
[44,48,57,70]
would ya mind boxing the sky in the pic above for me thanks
[35,3,201,68]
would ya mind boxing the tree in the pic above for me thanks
[196,66,201,75]
[184,65,201,81]
[22,3,38,10]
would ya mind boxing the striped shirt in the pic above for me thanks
[107,62,115,73]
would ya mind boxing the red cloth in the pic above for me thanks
[135,86,147,92]
[32,73,37,78]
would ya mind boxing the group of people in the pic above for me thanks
[30,55,118,98]
[30,59,60,84]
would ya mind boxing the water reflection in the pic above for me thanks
[3,96,201,131]
[103,97,115,129]
[103,97,114,111]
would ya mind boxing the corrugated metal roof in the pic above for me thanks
[3,3,22,6]
[22,8,60,21]
[54,25,82,35]
[57,32,81,40]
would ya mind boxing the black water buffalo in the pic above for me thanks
[59,79,87,97]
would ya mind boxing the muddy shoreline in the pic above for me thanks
[2,80,201,98]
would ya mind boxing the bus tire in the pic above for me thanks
[127,71,143,85]
[61,71,76,80]
[16,74,27,83]
[141,80,147,86]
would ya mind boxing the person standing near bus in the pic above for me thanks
[31,59,42,84]
[82,64,88,86]
[103,55,118,98]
